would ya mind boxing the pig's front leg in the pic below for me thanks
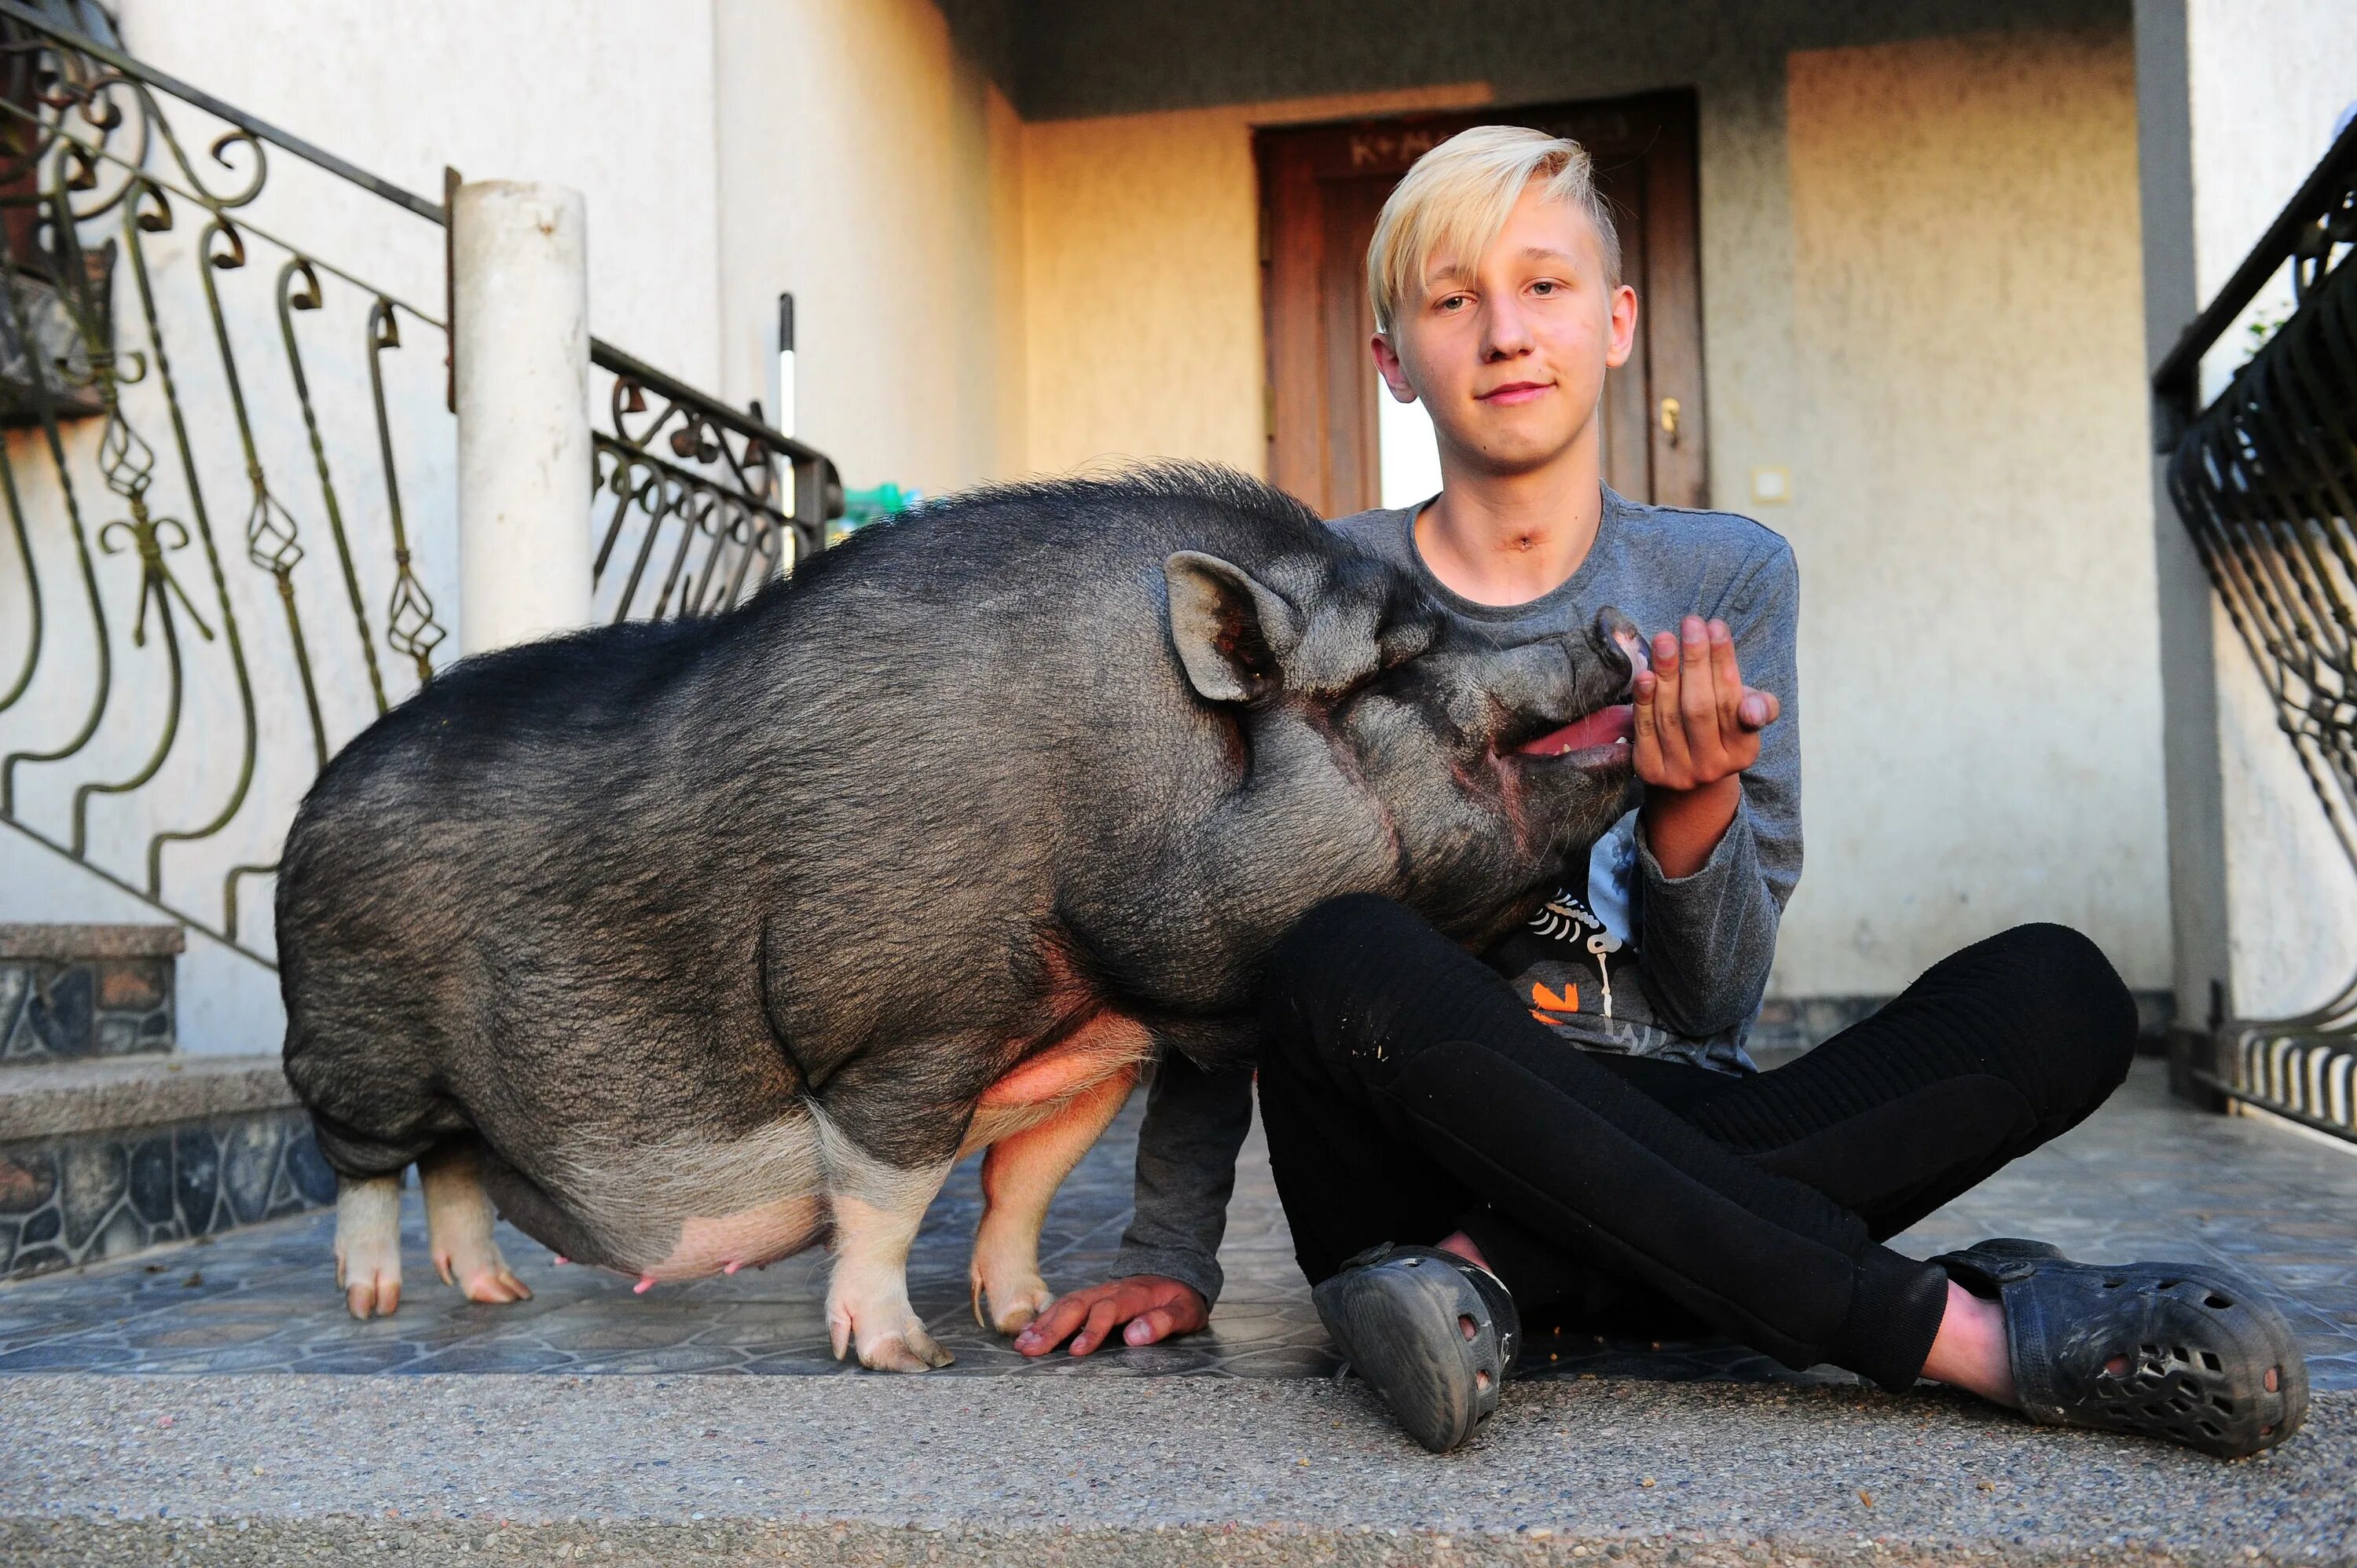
[816,1123,957,1372]
[970,1065,1140,1335]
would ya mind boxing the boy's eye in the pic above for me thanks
[1530,280,1560,296]
[1436,294,1471,313]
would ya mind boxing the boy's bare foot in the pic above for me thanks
[1920,1280,2018,1405]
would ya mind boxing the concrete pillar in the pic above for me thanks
[453,181,592,655]
[2132,0,2231,1052]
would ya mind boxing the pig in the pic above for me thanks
[277,464,1637,1372]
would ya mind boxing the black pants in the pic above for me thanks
[1253,896,2138,1392]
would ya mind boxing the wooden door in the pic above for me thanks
[1256,92,1706,518]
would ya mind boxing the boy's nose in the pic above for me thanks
[1482,298,1534,358]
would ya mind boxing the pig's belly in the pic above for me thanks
[573,1114,834,1284]
[642,1191,829,1283]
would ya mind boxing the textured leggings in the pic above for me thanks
[1252,896,2139,1391]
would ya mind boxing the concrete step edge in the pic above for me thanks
[0,922,186,962]
[0,1377,2347,1566]
[0,1055,294,1142]
[0,1515,2294,1566]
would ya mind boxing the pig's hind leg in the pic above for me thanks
[420,1142,533,1305]
[970,1066,1139,1335]
[335,1174,405,1320]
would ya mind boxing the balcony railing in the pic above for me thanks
[2154,114,2357,1142]
[0,1,840,966]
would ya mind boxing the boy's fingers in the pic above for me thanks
[1651,629,1681,687]
[1127,1308,1177,1346]
[1737,689,1782,731]
[1649,632,1692,776]
[1070,1299,1122,1356]
[1708,621,1745,731]
[1631,669,1662,775]
[1677,617,1717,754]
[1015,1295,1087,1354]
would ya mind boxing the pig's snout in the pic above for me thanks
[1592,606,1644,692]
[1496,611,1640,762]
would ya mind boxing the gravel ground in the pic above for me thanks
[2,1374,2349,1565]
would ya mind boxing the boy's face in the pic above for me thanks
[1373,181,1638,482]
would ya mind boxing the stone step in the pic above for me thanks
[0,1054,296,1142]
[0,922,183,1064]
[0,1054,330,1284]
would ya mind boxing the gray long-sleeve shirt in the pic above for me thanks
[1114,489,1804,1306]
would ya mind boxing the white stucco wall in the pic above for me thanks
[114,0,724,383]
[710,0,1028,493]
[1009,23,2168,1001]
[0,5,2211,1060]
[1771,28,2166,995]
[2181,1,2357,1019]
[0,2,731,1054]
[0,2,1041,1054]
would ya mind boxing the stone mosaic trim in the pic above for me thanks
[0,1107,334,1281]
[0,929,182,1064]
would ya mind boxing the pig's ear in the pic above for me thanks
[1164,551,1301,705]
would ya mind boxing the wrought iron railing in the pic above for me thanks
[0,2,839,968]
[2154,114,2357,1142]
[589,341,839,625]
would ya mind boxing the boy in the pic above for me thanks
[1017,127,2303,1458]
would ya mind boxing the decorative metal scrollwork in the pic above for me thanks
[2162,121,2357,1141]
[590,341,834,623]
[0,2,453,962]
[0,2,840,969]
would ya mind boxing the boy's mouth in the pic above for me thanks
[1478,379,1552,405]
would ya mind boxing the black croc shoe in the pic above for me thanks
[1933,1238,2309,1459]
[1313,1243,1520,1453]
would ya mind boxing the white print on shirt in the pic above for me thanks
[1529,889,1625,1018]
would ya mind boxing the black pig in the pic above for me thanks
[278,466,1637,1370]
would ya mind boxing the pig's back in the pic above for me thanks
[278,466,1337,1104]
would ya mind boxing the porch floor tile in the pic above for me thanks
[2,1061,2352,1389]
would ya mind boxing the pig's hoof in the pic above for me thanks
[830,1300,955,1372]
[978,1275,1054,1337]
[335,1251,402,1321]
[434,1239,533,1306]
[860,1324,955,1373]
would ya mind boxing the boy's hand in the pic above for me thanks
[1014,1275,1208,1357]
[1633,615,1780,877]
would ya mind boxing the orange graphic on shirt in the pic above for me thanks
[1530,980,1579,1026]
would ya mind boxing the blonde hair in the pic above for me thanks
[1366,125,1623,335]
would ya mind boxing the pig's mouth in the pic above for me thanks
[1509,703,1634,765]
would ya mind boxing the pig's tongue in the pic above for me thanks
[1516,703,1634,757]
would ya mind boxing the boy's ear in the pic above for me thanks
[1163,551,1300,705]
[1370,330,1417,403]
